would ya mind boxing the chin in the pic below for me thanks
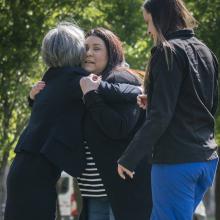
[83,67,94,73]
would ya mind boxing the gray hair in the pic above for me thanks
[41,22,85,67]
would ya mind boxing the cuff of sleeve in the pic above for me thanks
[118,146,152,172]
[84,90,103,108]
[27,96,34,107]
[117,155,137,173]
[98,81,107,92]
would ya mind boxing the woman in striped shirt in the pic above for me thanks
[79,28,152,220]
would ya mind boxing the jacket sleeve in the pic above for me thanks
[27,96,34,107]
[118,48,184,171]
[211,54,219,116]
[98,81,142,103]
[84,90,140,140]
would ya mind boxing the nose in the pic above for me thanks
[86,48,92,56]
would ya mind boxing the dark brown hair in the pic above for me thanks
[143,0,198,45]
[142,0,198,90]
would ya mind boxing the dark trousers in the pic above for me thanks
[4,151,61,220]
[79,197,115,220]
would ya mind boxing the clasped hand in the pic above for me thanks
[80,74,101,95]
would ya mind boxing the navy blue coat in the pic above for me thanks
[15,67,88,176]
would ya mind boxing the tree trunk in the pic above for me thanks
[0,153,9,220]
[215,147,220,220]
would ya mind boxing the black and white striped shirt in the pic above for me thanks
[76,141,107,197]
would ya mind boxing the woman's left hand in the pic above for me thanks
[80,74,101,95]
[117,164,135,180]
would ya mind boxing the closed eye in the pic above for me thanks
[94,47,101,51]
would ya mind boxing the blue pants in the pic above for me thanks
[151,159,218,220]
[80,197,115,220]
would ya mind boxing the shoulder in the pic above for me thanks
[63,66,88,78]
[43,66,88,81]
[105,68,142,86]
[152,43,187,70]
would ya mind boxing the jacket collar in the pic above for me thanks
[42,66,88,82]
[150,29,195,55]
[165,29,195,40]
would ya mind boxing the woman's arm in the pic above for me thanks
[84,90,141,140]
[99,71,143,102]
[98,81,142,103]
[118,49,184,172]
[28,81,46,107]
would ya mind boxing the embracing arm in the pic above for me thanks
[27,81,46,107]
[27,73,84,107]
[27,96,34,107]
[84,90,141,140]
[98,81,142,103]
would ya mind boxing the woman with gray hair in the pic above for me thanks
[4,22,88,220]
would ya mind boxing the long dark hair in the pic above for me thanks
[143,0,197,45]
[143,0,198,90]
[85,27,125,78]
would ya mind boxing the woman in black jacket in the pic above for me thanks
[78,28,152,220]
[4,22,88,220]
[117,1,219,220]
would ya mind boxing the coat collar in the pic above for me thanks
[42,66,88,82]
[150,29,195,55]
[165,29,195,40]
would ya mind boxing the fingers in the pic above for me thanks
[33,81,46,88]
[33,81,46,93]
[139,94,147,99]
[79,77,85,88]
[118,167,126,180]
[36,81,46,90]
[30,81,46,99]
[137,96,142,105]
[89,73,102,81]
[137,94,147,109]
[117,164,134,180]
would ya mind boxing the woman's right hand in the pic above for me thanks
[29,81,46,100]
[80,74,101,95]
[137,94,147,109]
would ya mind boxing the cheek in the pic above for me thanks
[102,55,108,69]
[98,53,108,67]
[149,24,153,33]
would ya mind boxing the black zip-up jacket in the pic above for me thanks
[119,29,219,171]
